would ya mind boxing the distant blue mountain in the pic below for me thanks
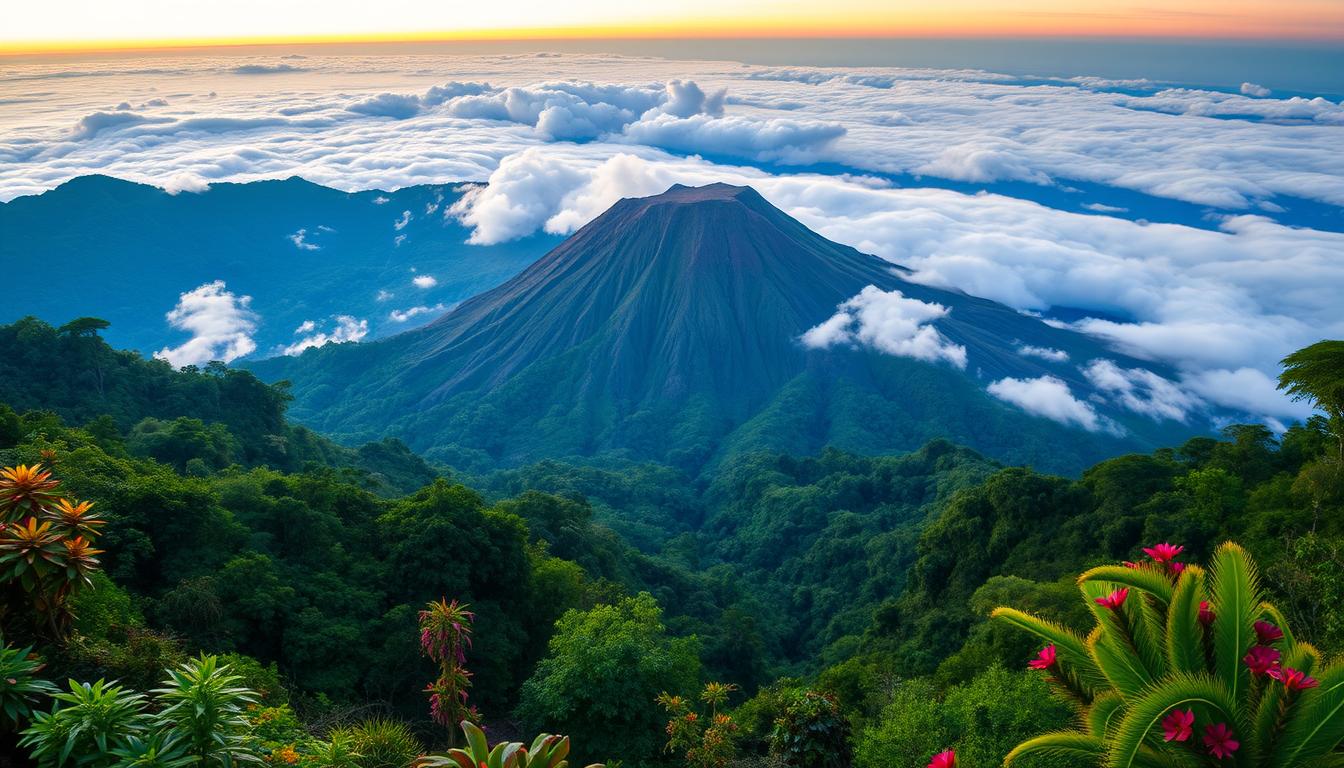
[252,183,1226,475]
[0,175,558,358]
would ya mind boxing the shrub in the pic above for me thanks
[345,717,423,768]
[994,540,1344,767]
[151,655,258,766]
[767,690,849,768]
[20,678,148,767]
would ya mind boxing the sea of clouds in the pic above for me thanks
[1,51,1340,429]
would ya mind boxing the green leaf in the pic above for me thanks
[1275,659,1344,767]
[1079,564,1174,605]
[992,607,1108,696]
[1166,566,1207,676]
[1108,673,1241,768]
[1086,692,1125,738]
[1004,730,1104,766]
[1209,541,1260,701]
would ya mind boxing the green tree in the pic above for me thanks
[1279,340,1344,462]
[517,593,700,767]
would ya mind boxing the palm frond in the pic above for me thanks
[1209,542,1261,701]
[1107,673,1241,768]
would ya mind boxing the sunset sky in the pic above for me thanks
[6,0,1343,53]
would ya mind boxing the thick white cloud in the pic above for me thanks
[1240,82,1272,98]
[988,375,1115,433]
[412,275,437,288]
[155,280,258,367]
[281,315,368,355]
[802,285,967,369]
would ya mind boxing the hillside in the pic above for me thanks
[0,175,558,357]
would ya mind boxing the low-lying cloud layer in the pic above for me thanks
[2,52,1340,427]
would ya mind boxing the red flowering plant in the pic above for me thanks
[994,541,1344,767]
[415,720,606,768]
[418,598,479,745]
[0,463,106,639]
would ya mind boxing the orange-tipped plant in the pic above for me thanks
[0,462,106,639]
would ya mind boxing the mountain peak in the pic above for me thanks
[643,182,763,204]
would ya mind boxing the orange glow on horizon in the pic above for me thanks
[4,3,1342,57]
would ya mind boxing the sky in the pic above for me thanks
[2,48,1340,433]
[4,0,1344,52]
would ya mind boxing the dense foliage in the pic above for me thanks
[1,318,1341,768]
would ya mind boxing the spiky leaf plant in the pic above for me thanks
[994,541,1344,767]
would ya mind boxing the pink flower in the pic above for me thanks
[1243,646,1281,677]
[927,751,956,768]
[1199,601,1216,626]
[1203,723,1239,759]
[1143,542,1184,563]
[1095,587,1129,610]
[1271,668,1320,691]
[1254,620,1284,645]
[1161,709,1194,742]
[1169,561,1186,577]
[1028,645,1057,671]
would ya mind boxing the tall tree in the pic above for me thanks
[1279,340,1344,461]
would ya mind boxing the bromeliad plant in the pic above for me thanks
[0,463,106,638]
[993,541,1344,767]
[415,720,605,768]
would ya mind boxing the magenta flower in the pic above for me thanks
[1198,600,1216,626]
[1203,723,1240,759]
[1168,561,1186,577]
[1243,646,1281,677]
[1161,709,1194,742]
[927,751,956,768]
[1143,542,1184,563]
[1271,667,1320,691]
[1254,620,1284,645]
[1095,587,1129,609]
[1028,645,1057,671]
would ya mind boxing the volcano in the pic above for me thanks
[254,183,1206,474]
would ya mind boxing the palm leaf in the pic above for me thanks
[1079,565,1175,605]
[1255,643,1320,763]
[1166,566,1207,676]
[1082,581,1157,697]
[1209,542,1261,701]
[1087,692,1125,737]
[1108,673,1241,768]
[992,607,1108,695]
[1004,730,1104,766]
[1274,659,1344,767]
